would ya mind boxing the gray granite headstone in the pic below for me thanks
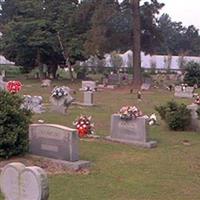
[106,114,157,148]
[187,103,200,131]
[50,95,73,114]
[0,75,6,90]
[22,95,45,113]
[29,124,79,162]
[83,91,94,106]
[0,162,49,200]
[108,74,120,85]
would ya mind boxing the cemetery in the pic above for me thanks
[1,0,200,200]
[1,73,200,200]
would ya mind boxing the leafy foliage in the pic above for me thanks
[0,91,32,158]
[155,101,191,131]
[155,14,200,56]
[184,61,200,86]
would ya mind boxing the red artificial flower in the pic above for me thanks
[73,115,94,138]
[6,81,22,93]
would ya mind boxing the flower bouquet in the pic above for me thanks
[119,106,143,120]
[6,81,22,93]
[73,115,94,137]
[51,86,69,99]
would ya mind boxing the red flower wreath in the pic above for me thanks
[6,81,22,93]
[73,115,94,138]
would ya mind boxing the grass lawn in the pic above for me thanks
[1,76,200,200]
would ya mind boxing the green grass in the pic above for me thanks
[1,77,200,200]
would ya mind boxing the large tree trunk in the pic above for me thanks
[57,32,74,81]
[36,49,45,80]
[131,0,142,87]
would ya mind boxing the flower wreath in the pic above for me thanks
[6,81,22,93]
[119,106,143,120]
[73,115,94,137]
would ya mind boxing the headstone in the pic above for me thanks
[108,74,119,85]
[80,81,96,91]
[41,79,51,87]
[29,124,90,170]
[187,103,200,131]
[83,91,94,106]
[106,114,157,148]
[141,83,151,91]
[0,162,49,200]
[50,86,74,114]
[22,95,45,113]
[50,95,73,114]
[174,86,194,98]
[0,75,7,90]
[29,124,79,162]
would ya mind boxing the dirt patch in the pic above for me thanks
[0,155,90,175]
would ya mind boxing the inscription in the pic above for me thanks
[32,127,69,140]
[41,144,59,152]
[118,121,137,130]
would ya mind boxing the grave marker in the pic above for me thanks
[106,114,157,148]
[0,162,49,200]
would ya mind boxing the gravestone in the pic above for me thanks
[29,124,79,161]
[0,75,6,90]
[141,83,151,91]
[105,114,157,148]
[29,124,90,170]
[80,81,96,91]
[174,86,194,98]
[187,103,200,131]
[41,79,51,87]
[22,95,45,113]
[50,87,74,114]
[0,162,49,200]
[83,91,94,106]
[108,74,119,85]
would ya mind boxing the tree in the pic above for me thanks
[83,0,164,86]
[156,14,200,56]
[0,0,88,80]
[130,0,142,86]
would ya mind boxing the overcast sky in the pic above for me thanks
[118,0,200,30]
[159,0,200,29]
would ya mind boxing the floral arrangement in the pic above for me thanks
[73,115,94,137]
[119,106,143,120]
[51,86,69,99]
[6,81,22,93]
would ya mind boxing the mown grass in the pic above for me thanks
[1,76,200,200]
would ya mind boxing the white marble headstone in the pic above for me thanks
[0,162,49,200]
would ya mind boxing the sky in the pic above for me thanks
[159,0,200,29]
[118,0,200,30]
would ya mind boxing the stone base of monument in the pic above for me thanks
[105,136,157,148]
[105,114,157,148]
[31,155,91,171]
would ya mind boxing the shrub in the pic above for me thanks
[155,101,191,131]
[184,61,200,87]
[0,91,32,159]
